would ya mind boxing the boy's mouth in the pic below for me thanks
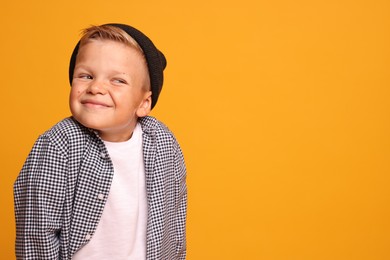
[81,99,111,108]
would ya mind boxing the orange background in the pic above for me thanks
[1,0,389,259]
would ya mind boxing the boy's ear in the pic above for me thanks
[136,91,152,117]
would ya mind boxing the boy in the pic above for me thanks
[14,23,187,259]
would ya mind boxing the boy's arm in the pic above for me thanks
[174,139,187,259]
[14,135,67,259]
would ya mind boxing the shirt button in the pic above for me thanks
[85,233,91,240]
[98,194,104,200]
[100,152,107,158]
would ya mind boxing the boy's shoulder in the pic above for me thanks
[139,116,177,142]
[41,117,91,144]
[139,116,168,132]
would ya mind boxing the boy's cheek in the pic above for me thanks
[70,85,83,96]
[69,90,81,109]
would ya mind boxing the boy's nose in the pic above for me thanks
[87,80,107,95]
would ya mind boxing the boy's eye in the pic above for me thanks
[79,74,93,80]
[113,78,127,84]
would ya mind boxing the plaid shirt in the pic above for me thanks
[14,116,187,260]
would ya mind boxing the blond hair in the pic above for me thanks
[79,25,144,54]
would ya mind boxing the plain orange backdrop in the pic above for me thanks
[1,0,389,259]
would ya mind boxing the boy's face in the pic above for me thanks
[69,39,151,142]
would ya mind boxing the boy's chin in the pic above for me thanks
[72,115,106,131]
[72,115,139,140]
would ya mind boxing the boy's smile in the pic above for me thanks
[69,39,151,142]
[80,98,111,108]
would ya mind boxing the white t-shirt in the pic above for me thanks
[73,123,147,259]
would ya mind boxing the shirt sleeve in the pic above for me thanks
[14,134,67,259]
[174,139,187,260]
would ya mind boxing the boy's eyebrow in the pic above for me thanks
[72,64,90,73]
[73,65,132,77]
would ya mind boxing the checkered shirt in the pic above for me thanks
[14,116,187,259]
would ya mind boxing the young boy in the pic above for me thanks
[14,23,187,260]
